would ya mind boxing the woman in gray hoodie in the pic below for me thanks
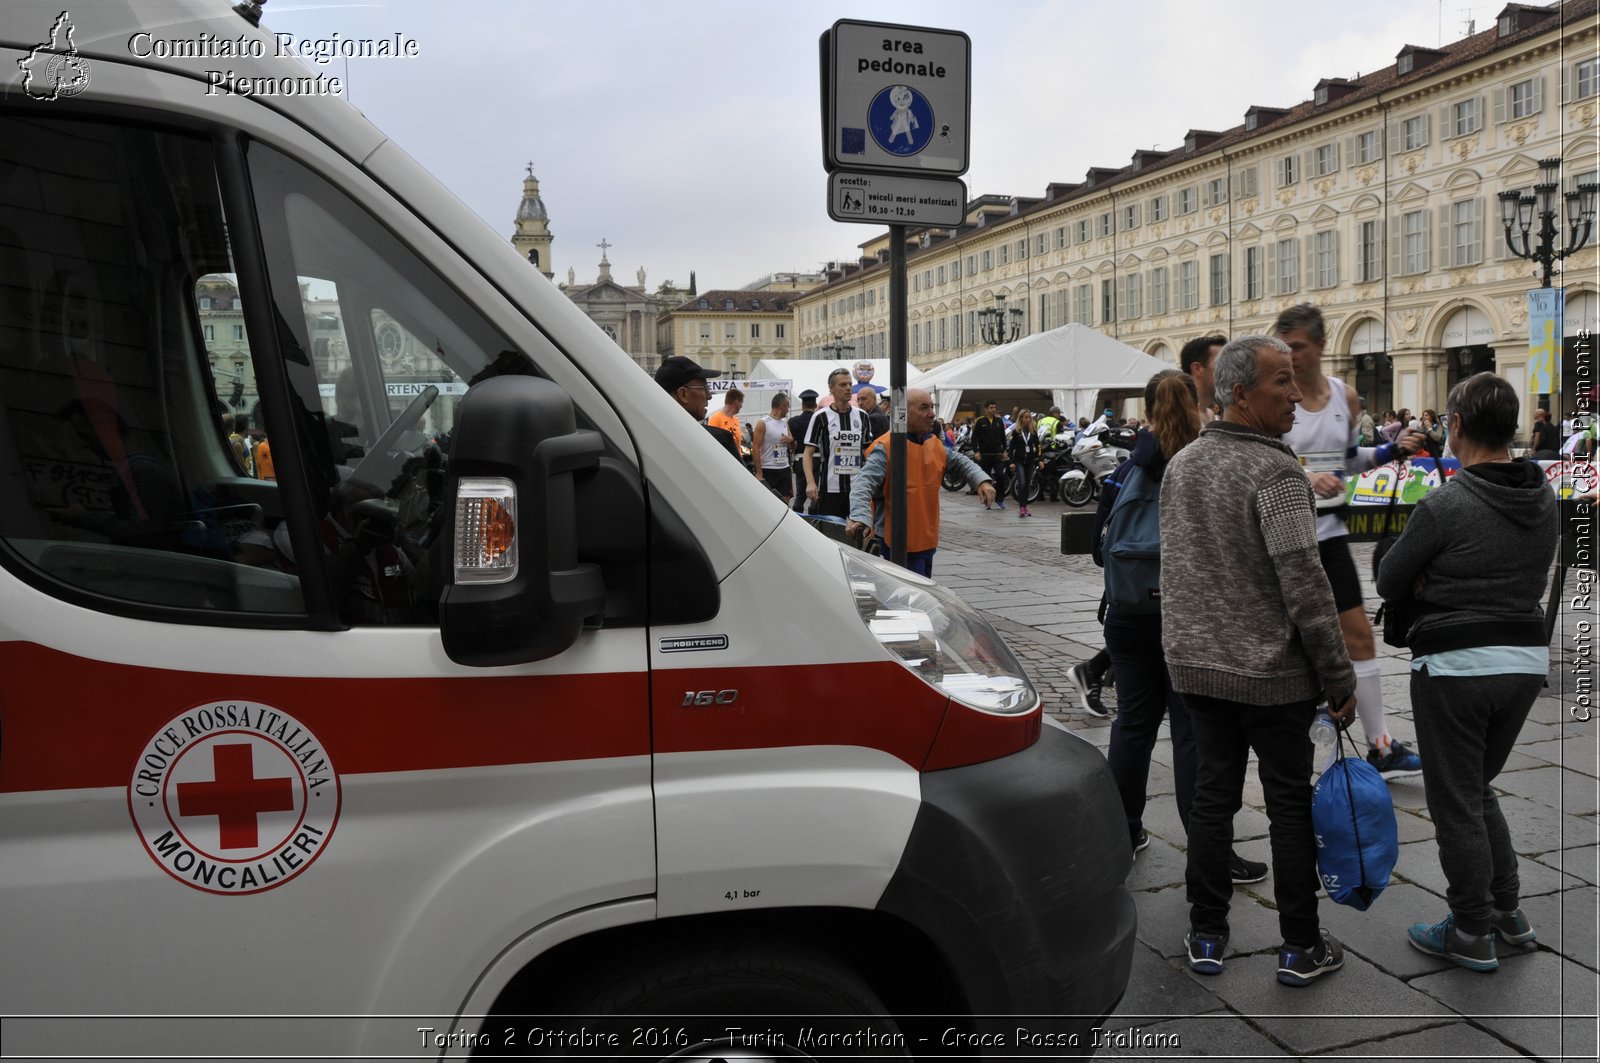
[1376,372,1558,973]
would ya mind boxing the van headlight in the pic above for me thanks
[842,549,1038,715]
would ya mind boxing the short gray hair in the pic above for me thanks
[1212,335,1290,408]
[1446,372,1520,449]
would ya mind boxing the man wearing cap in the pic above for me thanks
[655,355,739,461]
[788,389,819,512]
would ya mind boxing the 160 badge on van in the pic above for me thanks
[127,701,341,894]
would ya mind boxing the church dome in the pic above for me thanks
[516,191,548,221]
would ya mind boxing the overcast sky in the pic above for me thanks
[264,0,1462,292]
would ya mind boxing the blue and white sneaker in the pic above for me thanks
[1185,930,1226,975]
[1277,929,1344,986]
[1408,913,1498,971]
[1368,740,1423,781]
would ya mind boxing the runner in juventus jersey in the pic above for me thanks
[804,367,870,519]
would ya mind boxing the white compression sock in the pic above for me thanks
[1352,657,1388,750]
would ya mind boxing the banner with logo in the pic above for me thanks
[1528,288,1564,394]
[708,378,792,394]
[1341,457,1594,506]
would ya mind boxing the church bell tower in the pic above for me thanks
[511,162,554,280]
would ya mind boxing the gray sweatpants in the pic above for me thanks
[1409,666,1543,935]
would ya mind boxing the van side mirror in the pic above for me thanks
[440,375,605,666]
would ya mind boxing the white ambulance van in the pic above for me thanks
[0,1,1135,1057]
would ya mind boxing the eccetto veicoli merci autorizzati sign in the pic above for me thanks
[127,28,420,95]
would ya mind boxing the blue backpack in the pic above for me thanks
[1101,464,1163,614]
[1312,749,1399,910]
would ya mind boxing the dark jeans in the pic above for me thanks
[979,454,1007,499]
[1104,611,1195,841]
[1184,693,1320,948]
[1410,667,1542,934]
[1011,461,1033,503]
[903,548,935,577]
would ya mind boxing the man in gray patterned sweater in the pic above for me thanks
[1160,335,1358,988]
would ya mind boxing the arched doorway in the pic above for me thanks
[1347,318,1392,417]
[1441,305,1496,393]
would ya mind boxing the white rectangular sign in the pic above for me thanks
[829,171,966,226]
[709,378,792,394]
[827,20,970,176]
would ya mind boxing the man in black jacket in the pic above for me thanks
[971,401,1009,510]
[655,356,739,461]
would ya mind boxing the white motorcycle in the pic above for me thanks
[1059,426,1137,508]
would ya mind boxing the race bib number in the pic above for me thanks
[1300,450,1348,509]
[771,445,789,465]
[831,429,863,475]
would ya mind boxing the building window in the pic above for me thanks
[1208,252,1229,306]
[1244,245,1263,300]
[1311,230,1338,289]
[925,320,934,352]
[953,313,962,347]
[1358,219,1382,282]
[1101,279,1116,322]
[1275,237,1299,293]
[913,273,920,292]
[982,249,993,271]
[866,289,875,306]
[998,243,1010,266]
[1450,97,1482,137]
[1204,176,1228,206]
[232,324,244,340]
[1177,261,1198,310]
[724,323,736,342]
[1122,203,1141,230]
[923,269,933,289]
[937,265,946,285]
[1149,194,1168,222]
[1451,198,1483,265]
[1401,114,1429,150]
[1401,209,1429,274]
[1097,212,1114,238]
[938,317,947,351]
[1054,226,1067,249]
[912,323,920,356]
[204,324,214,341]
[199,296,213,309]
[1118,273,1143,320]
[1578,58,1599,100]
[965,254,976,275]
[699,322,711,343]
[1073,284,1093,324]
[1177,186,1197,215]
[1509,77,1541,118]
[775,323,786,339]
[750,323,761,340]
[1312,143,1339,176]
[951,259,961,280]
[1234,166,1259,199]
[1148,267,1167,315]
[1035,234,1048,257]
[1277,154,1299,187]
[1015,239,1027,261]
[1356,130,1382,164]
[1075,219,1090,243]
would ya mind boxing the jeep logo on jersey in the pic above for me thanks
[128,702,340,895]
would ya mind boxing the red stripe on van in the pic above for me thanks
[650,660,947,768]
[0,643,649,794]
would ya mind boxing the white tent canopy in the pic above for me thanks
[747,358,928,408]
[918,323,1173,425]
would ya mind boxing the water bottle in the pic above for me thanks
[1310,708,1339,777]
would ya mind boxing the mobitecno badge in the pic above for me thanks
[128,29,421,96]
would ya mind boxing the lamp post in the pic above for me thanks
[821,333,856,360]
[978,294,1023,345]
[1498,157,1598,288]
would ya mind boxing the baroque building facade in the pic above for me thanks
[794,1,1600,430]
[658,289,802,377]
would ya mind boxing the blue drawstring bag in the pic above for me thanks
[1312,730,1398,910]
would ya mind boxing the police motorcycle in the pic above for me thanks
[1032,427,1079,504]
[1059,423,1138,507]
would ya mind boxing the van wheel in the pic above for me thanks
[532,942,907,1060]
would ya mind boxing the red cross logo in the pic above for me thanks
[176,742,295,850]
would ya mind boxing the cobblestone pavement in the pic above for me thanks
[929,488,1599,1060]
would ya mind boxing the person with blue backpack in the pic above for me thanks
[1092,369,1268,886]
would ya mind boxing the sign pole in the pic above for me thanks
[889,225,908,568]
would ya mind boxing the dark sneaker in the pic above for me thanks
[1408,913,1498,971]
[1067,663,1111,718]
[1277,929,1344,986]
[1490,907,1537,945]
[1132,828,1150,855]
[1229,851,1269,884]
[1185,930,1227,976]
[995,500,1006,510]
[1367,740,1423,781]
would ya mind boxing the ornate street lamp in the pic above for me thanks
[978,294,1023,345]
[821,333,856,360]
[1498,157,1598,288]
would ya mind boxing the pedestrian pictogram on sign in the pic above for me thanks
[869,84,934,157]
